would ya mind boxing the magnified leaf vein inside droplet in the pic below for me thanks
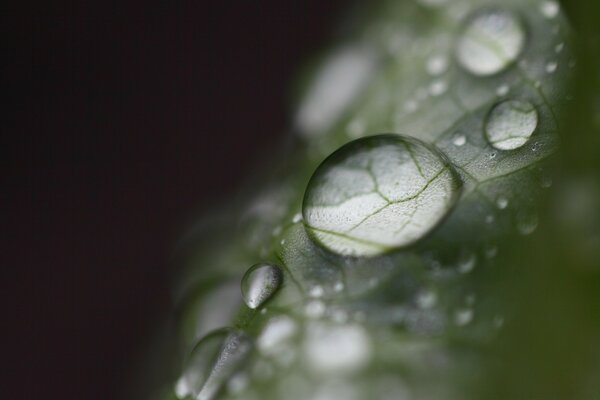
[303,135,461,257]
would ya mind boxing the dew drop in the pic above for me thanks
[305,300,326,319]
[540,1,560,19]
[303,135,461,257]
[241,263,283,309]
[176,329,253,400]
[516,211,539,235]
[333,282,345,293]
[309,285,324,298]
[454,308,474,326]
[457,251,476,274]
[429,79,448,96]
[426,55,449,76]
[496,196,509,209]
[416,289,438,309]
[555,42,564,54]
[496,84,510,96]
[456,9,526,76]
[452,133,467,147]
[545,61,558,74]
[292,212,303,223]
[485,99,538,150]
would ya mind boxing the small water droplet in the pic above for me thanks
[456,9,526,76]
[493,315,505,329]
[292,212,303,223]
[404,100,419,113]
[457,251,477,274]
[496,196,509,209]
[305,300,326,318]
[429,79,448,97]
[496,84,510,96]
[489,151,497,159]
[554,42,564,53]
[346,118,366,138]
[416,289,438,309]
[309,285,324,298]
[452,133,467,147]
[454,308,474,326]
[485,244,498,259]
[426,55,449,76]
[226,373,249,395]
[485,215,495,224]
[485,99,538,150]
[241,263,283,309]
[333,282,345,292]
[545,61,558,74]
[176,329,253,400]
[540,1,560,19]
[516,211,539,235]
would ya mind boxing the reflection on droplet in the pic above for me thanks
[257,316,298,355]
[176,329,253,400]
[241,263,283,309]
[292,212,303,223]
[303,135,461,257]
[540,1,560,19]
[456,9,526,76]
[457,250,476,274]
[485,99,538,150]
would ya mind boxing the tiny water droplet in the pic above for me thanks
[454,308,474,326]
[489,151,497,159]
[305,300,326,318]
[347,118,366,138]
[485,244,498,259]
[429,79,448,97]
[241,263,283,309]
[457,251,477,274]
[540,1,560,19]
[485,99,538,150]
[176,329,253,400]
[496,84,510,96]
[292,212,303,223]
[333,282,345,293]
[545,61,558,74]
[456,9,526,76]
[426,55,449,76]
[452,133,467,147]
[416,289,438,309]
[496,196,509,209]
[404,100,419,113]
[516,211,539,235]
[493,315,505,329]
[554,42,564,54]
[309,285,324,298]
[485,215,495,224]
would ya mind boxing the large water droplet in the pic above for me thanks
[241,263,283,309]
[456,9,526,76]
[485,100,538,150]
[176,329,253,400]
[303,134,461,257]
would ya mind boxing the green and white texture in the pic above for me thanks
[142,1,600,399]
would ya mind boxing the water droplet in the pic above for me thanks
[485,215,495,224]
[429,79,448,96]
[292,212,303,223]
[304,323,371,374]
[484,244,498,259]
[333,282,345,292]
[457,251,476,274]
[456,9,526,76]
[257,316,298,355]
[309,285,324,298]
[540,1,560,19]
[485,99,539,150]
[545,61,558,74]
[241,263,283,309]
[226,373,249,395]
[555,42,564,53]
[303,135,461,257]
[493,315,505,329]
[346,118,366,138]
[516,211,539,235]
[454,308,474,326]
[426,55,449,76]
[404,100,419,113]
[452,133,467,147]
[176,329,253,400]
[496,84,510,96]
[305,300,326,319]
[416,289,438,309]
[496,196,509,209]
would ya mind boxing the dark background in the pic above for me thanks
[4,1,347,399]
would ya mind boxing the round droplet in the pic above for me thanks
[456,9,526,76]
[452,133,466,147]
[426,55,448,76]
[485,100,538,150]
[241,263,283,309]
[540,1,560,19]
[303,134,461,257]
[454,308,474,326]
[516,211,539,235]
[496,84,510,96]
[457,250,476,274]
[496,196,509,209]
[176,329,253,400]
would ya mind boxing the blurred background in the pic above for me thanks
[3,1,347,399]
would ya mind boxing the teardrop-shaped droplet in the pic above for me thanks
[485,100,538,150]
[176,329,252,400]
[303,134,461,257]
[456,9,526,76]
[241,263,283,309]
